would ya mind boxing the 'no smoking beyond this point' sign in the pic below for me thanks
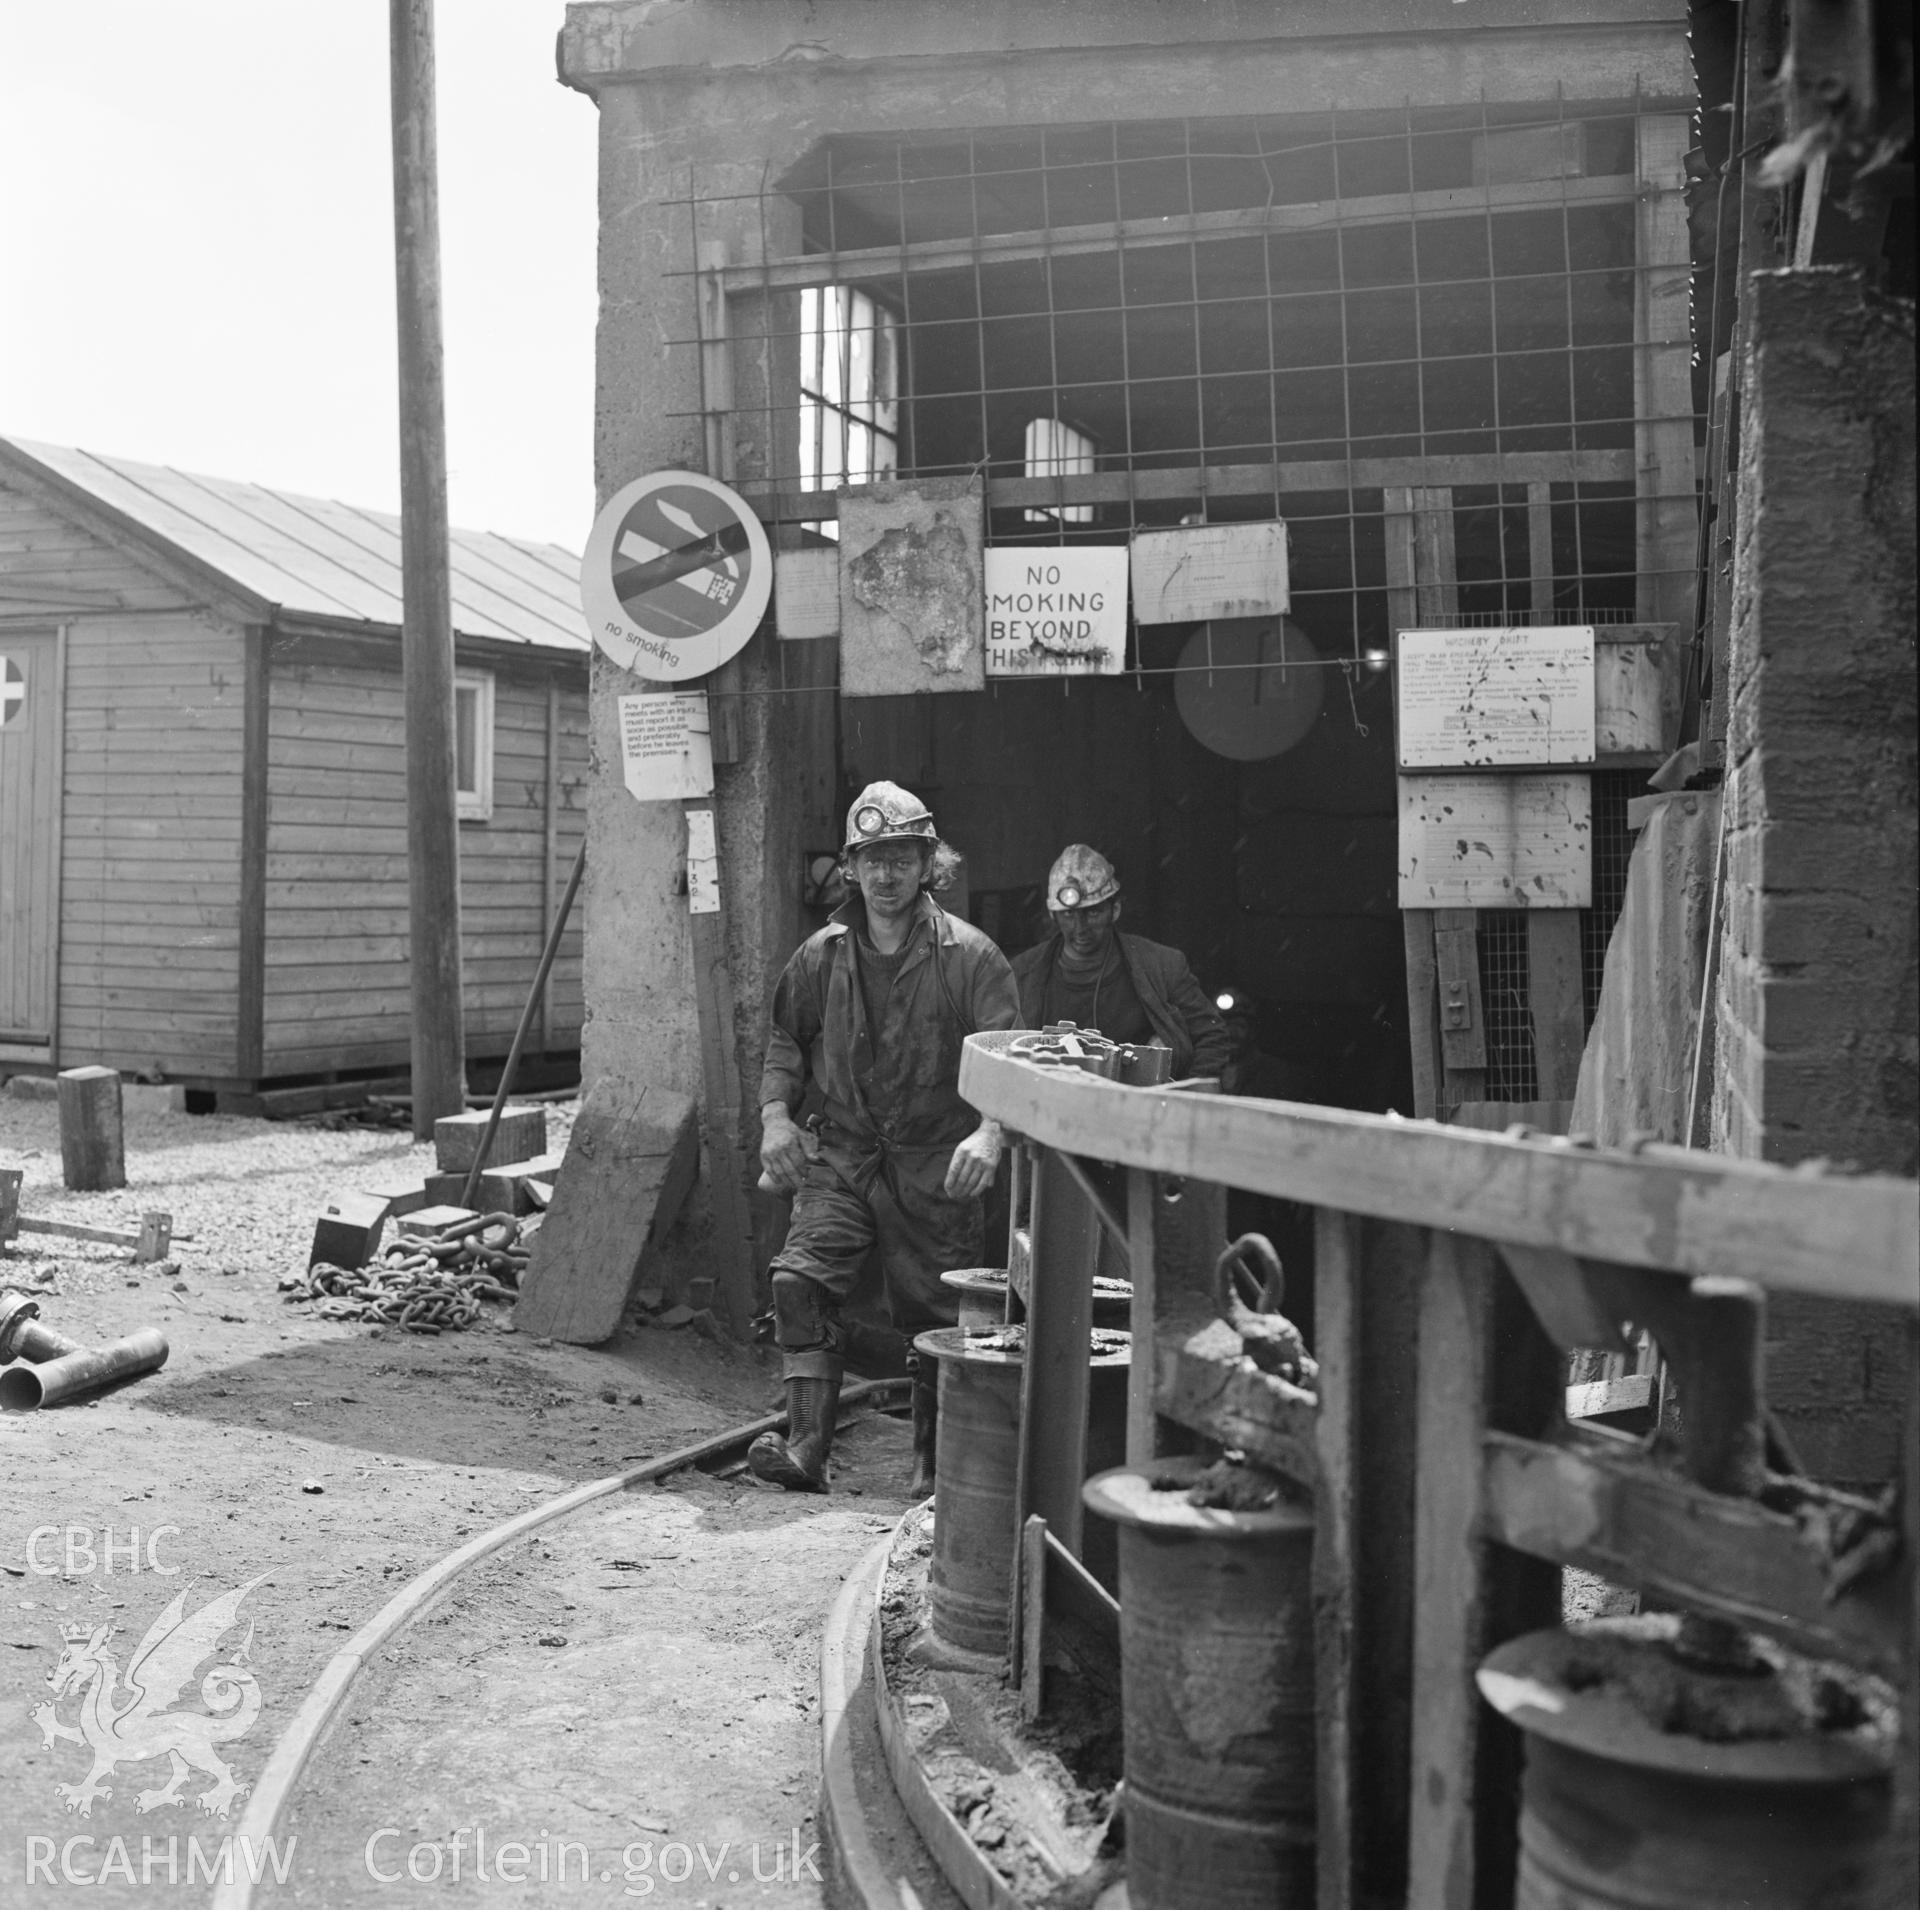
[581,470,772,682]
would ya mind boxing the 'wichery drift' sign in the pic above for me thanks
[983,548,1128,677]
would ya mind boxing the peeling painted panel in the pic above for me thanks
[837,478,985,696]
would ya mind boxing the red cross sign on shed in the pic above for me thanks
[580,470,772,682]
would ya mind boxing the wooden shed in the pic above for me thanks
[0,437,588,1110]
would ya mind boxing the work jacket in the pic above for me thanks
[1011,931,1232,1082]
[760,892,1019,1155]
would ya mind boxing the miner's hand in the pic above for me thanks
[760,1104,811,1195]
[943,1121,1003,1201]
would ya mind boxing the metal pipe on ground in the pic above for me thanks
[0,1329,170,1411]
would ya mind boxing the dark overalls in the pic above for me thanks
[759,892,1019,1380]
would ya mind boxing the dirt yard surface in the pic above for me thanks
[0,1086,923,1907]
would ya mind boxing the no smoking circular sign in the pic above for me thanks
[1,657,23,727]
[581,470,772,681]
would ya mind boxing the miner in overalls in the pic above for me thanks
[751,782,1019,1495]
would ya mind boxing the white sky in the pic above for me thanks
[0,1,599,551]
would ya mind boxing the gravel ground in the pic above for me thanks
[0,1082,909,1907]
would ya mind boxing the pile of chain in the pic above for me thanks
[288,1212,530,1334]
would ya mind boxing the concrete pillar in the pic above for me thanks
[1712,266,1917,1486]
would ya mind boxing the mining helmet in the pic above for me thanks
[1047,844,1120,912]
[843,781,938,855]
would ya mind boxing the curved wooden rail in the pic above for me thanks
[959,1032,1919,1307]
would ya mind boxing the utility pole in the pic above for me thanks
[388,0,466,1138]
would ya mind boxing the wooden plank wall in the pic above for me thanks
[58,615,249,1075]
[263,645,586,1076]
[0,483,189,617]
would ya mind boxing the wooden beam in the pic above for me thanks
[1402,911,1444,1122]
[955,1034,1920,1306]
[1527,480,1554,621]
[1410,487,1460,625]
[1525,909,1586,1101]
[750,450,1636,525]
[1312,1209,1363,1910]
[684,803,757,1337]
[1407,1230,1491,1910]
[1482,1428,1909,1680]
[1633,113,1699,632]
[1433,909,1487,1076]
[718,174,1642,296]
[236,625,269,1084]
[1154,1317,1319,1483]
[540,677,559,1056]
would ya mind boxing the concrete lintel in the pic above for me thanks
[560,1,1692,109]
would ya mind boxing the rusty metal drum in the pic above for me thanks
[1082,1456,1317,1909]
[1479,1619,1896,1910]
[914,1324,1130,1659]
[937,1265,1132,1332]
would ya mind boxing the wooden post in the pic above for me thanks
[1634,113,1699,633]
[1312,1207,1363,1910]
[1525,911,1587,1102]
[389,0,466,1139]
[58,1066,125,1192]
[1408,1229,1560,1910]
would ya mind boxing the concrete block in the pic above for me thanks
[309,1193,390,1269]
[424,1171,470,1208]
[475,1153,565,1216]
[397,1205,481,1240]
[433,1107,547,1176]
[362,1175,430,1219]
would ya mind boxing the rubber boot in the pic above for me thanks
[748,1371,840,1493]
[907,1372,938,1500]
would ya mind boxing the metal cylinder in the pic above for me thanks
[914,1324,1129,1659]
[0,1329,170,1411]
[1083,1456,1317,1910]
[0,1293,83,1363]
[1479,1622,1895,1910]
[937,1267,1131,1333]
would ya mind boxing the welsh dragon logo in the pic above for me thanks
[32,1574,268,1817]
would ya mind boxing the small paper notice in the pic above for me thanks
[685,807,720,915]
[1397,773,1592,908]
[1396,626,1595,768]
[775,547,841,639]
[1130,521,1289,625]
[619,692,714,802]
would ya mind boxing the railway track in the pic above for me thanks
[210,1381,924,1909]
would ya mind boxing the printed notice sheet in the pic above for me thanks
[1396,625,1595,767]
[1396,773,1592,908]
[619,691,714,802]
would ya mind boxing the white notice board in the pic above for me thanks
[1397,773,1592,908]
[619,692,714,802]
[983,548,1128,676]
[1129,521,1289,624]
[1396,625,1595,768]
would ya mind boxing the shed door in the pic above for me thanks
[0,630,61,1058]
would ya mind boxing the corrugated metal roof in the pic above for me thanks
[3,438,588,655]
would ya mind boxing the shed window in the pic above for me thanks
[454,671,494,822]
[799,286,900,522]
